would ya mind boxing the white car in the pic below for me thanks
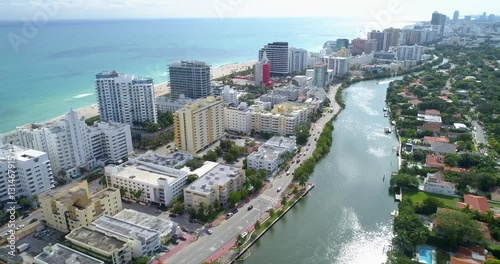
[277,187,282,192]
[206,229,213,235]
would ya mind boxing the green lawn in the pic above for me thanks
[405,190,459,208]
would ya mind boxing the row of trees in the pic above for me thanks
[202,140,245,163]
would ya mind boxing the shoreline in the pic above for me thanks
[1,61,256,137]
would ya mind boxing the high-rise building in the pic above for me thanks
[173,96,224,153]
[431,12,447,36]
[336,39,349,50]
[397,45,424,62]
[288,47,308,74]
[96,71,157,125]
[225,104,251,134]
[168,60,211,100]
[351,38,367,56]
[156,94,193,113]
[383,28,401,51]
[364,39,378,55]
[39,181,122,233]
[314,64,328,88]
[453,10,459,22]
[367,30,385,51]
[249,103,309,135]
[330,57,350,76]
[17,110,133,178]
[258,42,289,75]
[0,144,54,202]
[255,51,272,87]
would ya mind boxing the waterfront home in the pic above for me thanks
[430,142,457,155]
[425,109,441,116]
[426,154,445,168]
[456,194,490,213]
[408,99,422,106]
[454,123,468,131]
[450,246,491,264]
[423,172,456,196]
[417,122,442,134]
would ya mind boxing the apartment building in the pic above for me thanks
[34,243,104,264]
[184,162,244,211]
[174,96,224,153]
[88,121,133,165]
[288,47,308,74]
[91,215,161,257]
[95,71,157,125]
[258,42,289,75]
[39,181,122,233]
[225,103,251,134]
[66,226,133,264]
[156,94,193,113]
[249,103,308,136]
[105,151,190,205]
[114,209,176,244]
[168,60,211,100]
[0,143,54,202]
[247,136,296,175]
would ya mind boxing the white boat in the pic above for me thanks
[384,127,392,134]
[384,112,389,117]
[383,107,388,111]
[391,210,399,216]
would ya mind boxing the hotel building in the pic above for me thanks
[39,181,122,233]
[184,162,244,211]
[259,42,289,75]
[0,143,54,202]
[95,71,157,125]
[174,96,224,153]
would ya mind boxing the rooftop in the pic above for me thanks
[425,172,455,188]
[169,60,210,68]
[66,226,128,253]
[107,164,186,185]
[132,151,193,169]
[249,145,287,161]
[430,142,457,154]
[114,209,176,237]
[34,243,104,264]
[418,114,443,123]
[92,215,159,243]
[186,162,240,195]
[0,144,46,161]
[457,194,490,212]
[265,136,296,149]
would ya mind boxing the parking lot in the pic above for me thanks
[17,226,66,259]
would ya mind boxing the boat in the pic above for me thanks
[383,174,385,182]
[391,210,399,217]
[384,112,389,117]
[383,107,388,111]
[384,127,392,134]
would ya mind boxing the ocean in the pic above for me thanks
[0,18,411,133]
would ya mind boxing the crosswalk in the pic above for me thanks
[259,194,280,204]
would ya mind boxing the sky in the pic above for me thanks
[0,0,499,21]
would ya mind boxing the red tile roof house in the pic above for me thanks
[425,109,441,116]
[417,122,442,133]
[408,99,422,106]
[456,195,490,213]
[424,136,450,144]
[450,245,492,264]
[426,154,445,168]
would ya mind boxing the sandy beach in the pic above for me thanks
[10,61,257,131]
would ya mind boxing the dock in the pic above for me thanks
[395,187,403,201]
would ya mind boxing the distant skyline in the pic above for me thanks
[0,0,499,21]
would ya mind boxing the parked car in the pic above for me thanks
[265,207,272,212]
[206,229,213,235]
[169,213,177,218]
[29,218,37,224]
[247,205,253,210]
[277,187,282,192]
[226,213,233,219]
[231,208,239,214]
[189,218,196,223]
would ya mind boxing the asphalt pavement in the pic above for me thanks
[164,84,342,264]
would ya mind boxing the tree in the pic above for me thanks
[186,158,204,171]
[203,150,218,162]
[18,197,30,208]
[434,209,485,247]
[269,208,275,218]
[187,174,199,184]
[120,187,128,198]
[132,256,150,264]
[223,152,237,163]
[484,259,500,264]
[133,190,143,201]
[415,197,443,215]
[445,153,459,167]
[392,198,429,256]
[389,173,419,189]
[229,191,242,205]
[254,220,261,230]
[281,195,287,207]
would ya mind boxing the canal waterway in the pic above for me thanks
[242,77,401,264]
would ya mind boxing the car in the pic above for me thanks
[247,205,253,210]
[189,218,196,223]
[308,143,311,146]
[169,213,177,218]
[277,187,282,192]
[171,239,179,245]
[29,218,38,224]
[226,213,233,219]
[241,232,248,239]
[206,229,213,235]
[181,226,188,232]
[231,208,239,214]
[19,225,25,229]
[15,227,20,231]
[286,171,290,176]
[179,236,186,241]
[265,207,272,212]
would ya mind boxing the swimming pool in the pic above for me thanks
[419,246,433,264]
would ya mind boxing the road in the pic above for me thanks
[471,120,487,154]
[164,84,342,264]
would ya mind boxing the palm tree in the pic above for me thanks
[198,202,206,217]
[254,220,261,230]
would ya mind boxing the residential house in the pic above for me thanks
[447,132,461,140]
[409,99,422,106]
[426,154,445,168]
[450,246,491,264]
[454,123,468,131]
[423,171,455,196]
[456,194,490,213]
[425,109,441,116]
[430,142,456,155]
[417,122,441,133]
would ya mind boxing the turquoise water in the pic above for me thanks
[419,246,434,264]
[0,18,411,133]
